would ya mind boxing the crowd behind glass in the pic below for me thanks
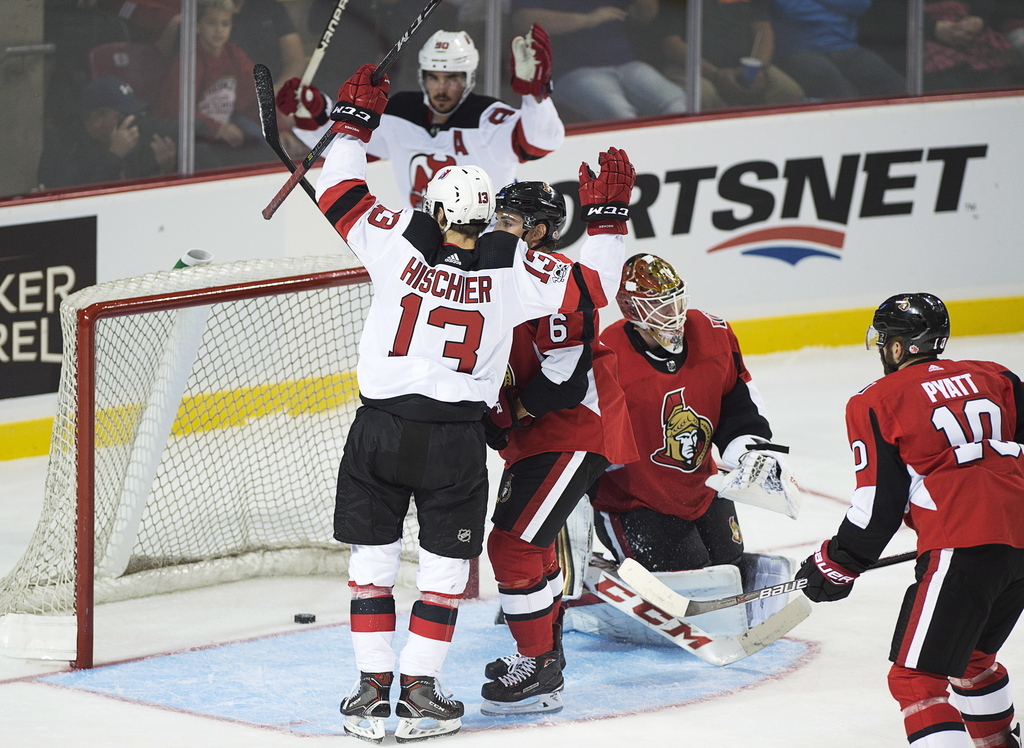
[7,0,1023,200]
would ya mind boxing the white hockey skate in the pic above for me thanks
[341,671,392,744]
[394,676,463,743]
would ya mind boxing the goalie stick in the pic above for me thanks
[618,550,917,619]
[262,0,446,220]
[588,562,811,666]
[254,64,316,200]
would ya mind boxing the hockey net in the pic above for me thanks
[0,255,432,668]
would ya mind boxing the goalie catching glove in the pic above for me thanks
[275,77,329,130]
[795,539,860,602]
[578,147,635,235]
[706,437,802,519]
[330,64,390,143]
[510,23,553,98]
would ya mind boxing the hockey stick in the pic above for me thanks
[296,0,351,111]
[618,550,918,619]
[262,0,446,220]
[254,63,316,200]
[589,563,811,666]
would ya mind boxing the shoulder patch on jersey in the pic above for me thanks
[402,211,444,260]
[474,231,518,269]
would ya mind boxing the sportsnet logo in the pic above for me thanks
[706,225,845,266]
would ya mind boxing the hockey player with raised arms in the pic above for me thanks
[566,253,801,645]
[796,293,1024,748]
[317,62,635,743]
[478,181,638,716]
[278,24,564,208]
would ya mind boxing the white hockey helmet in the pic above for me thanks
[418,30,479,103]
[422,165,495,226]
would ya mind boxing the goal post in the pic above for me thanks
[0,255,478,669]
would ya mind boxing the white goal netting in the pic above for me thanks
[0,254,423,662]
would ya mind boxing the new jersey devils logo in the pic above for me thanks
[651,388,713,473]
[409,154,458,207]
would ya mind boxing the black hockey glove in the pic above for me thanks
[481,411,510,451]
[795,539,860,602]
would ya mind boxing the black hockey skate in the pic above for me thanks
[340,671,392,744]
[394,675,464,742]
[480,649,564,716]
[484,607,566,680]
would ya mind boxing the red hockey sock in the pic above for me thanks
[950,651,1016,747]
[889,663,967,744]
[488,527,556,657]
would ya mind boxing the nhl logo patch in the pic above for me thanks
[457,528,472,543]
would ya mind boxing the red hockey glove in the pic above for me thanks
[510,23,553,98]
[481,411,510,451]
[578,147,635,235]
[330,64,390,143]
[795,539,860,602]
[276,77,329,130]
[489,386,522,430]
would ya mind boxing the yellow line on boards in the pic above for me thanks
[1,296,1021,461]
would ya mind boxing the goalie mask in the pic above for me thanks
[422,165,494,226]
[866,293,949,372]
[617,253,689,354]
[495,181,566,250]
[418,30,479,115]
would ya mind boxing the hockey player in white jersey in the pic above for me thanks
[278,25,565,208]
[319,63,634,743]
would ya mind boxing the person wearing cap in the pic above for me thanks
[277,26,565,209]
[36,75,177,191]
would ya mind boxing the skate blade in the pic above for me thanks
[343,714,386,744]
[394,716,462,743]
[480,690,564,716]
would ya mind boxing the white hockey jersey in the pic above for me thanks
[315,134,621,410]
[298,91,565,209]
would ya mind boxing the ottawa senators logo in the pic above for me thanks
[651,388,713,473]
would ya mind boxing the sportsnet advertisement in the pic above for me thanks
[510,94,1024,323]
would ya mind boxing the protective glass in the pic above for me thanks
[865,325,886,350]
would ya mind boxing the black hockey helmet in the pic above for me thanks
[867,292,950,355]
[494,181,567,247]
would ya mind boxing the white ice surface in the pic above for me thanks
[1,334,1022,747]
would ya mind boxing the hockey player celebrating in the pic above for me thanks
[567,253,800,644]
[479,181,638,716]
[317,62,635,743]
[278,24,564,208]
[796,293,1024,748]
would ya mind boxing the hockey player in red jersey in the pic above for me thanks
[318,63,634,742]
[796,293,1024,748]
[566,253,801,646]
[278,25,564,208]
[478,181,638,716]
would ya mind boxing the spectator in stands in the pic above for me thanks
[152,0,267,168]
[100,0,182,56]
[769,0,906,100]
[511,0,689,121]
[36,75,177,191]
[922,0,1019,91]
[652,0,804,110]
[230,0,305,87]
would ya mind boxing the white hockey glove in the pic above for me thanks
[706,440,802,519]
[510,23,553,98]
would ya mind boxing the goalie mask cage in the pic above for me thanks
[0,254,473,669]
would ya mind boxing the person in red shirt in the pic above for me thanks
[797,292,1024,748]
[480,181,638,716]
[152,0,264,167]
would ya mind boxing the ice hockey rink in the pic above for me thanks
[1,332,1022,747]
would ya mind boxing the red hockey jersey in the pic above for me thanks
[592,311,772,521]
[837,358,1024,561]
[498,310,639,467]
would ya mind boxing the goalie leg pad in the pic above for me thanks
[563,598,673,649]
[649,565,747,637]
[740,553,798,627]
[557,494,594,600]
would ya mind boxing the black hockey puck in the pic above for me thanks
[294,613,316,624]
